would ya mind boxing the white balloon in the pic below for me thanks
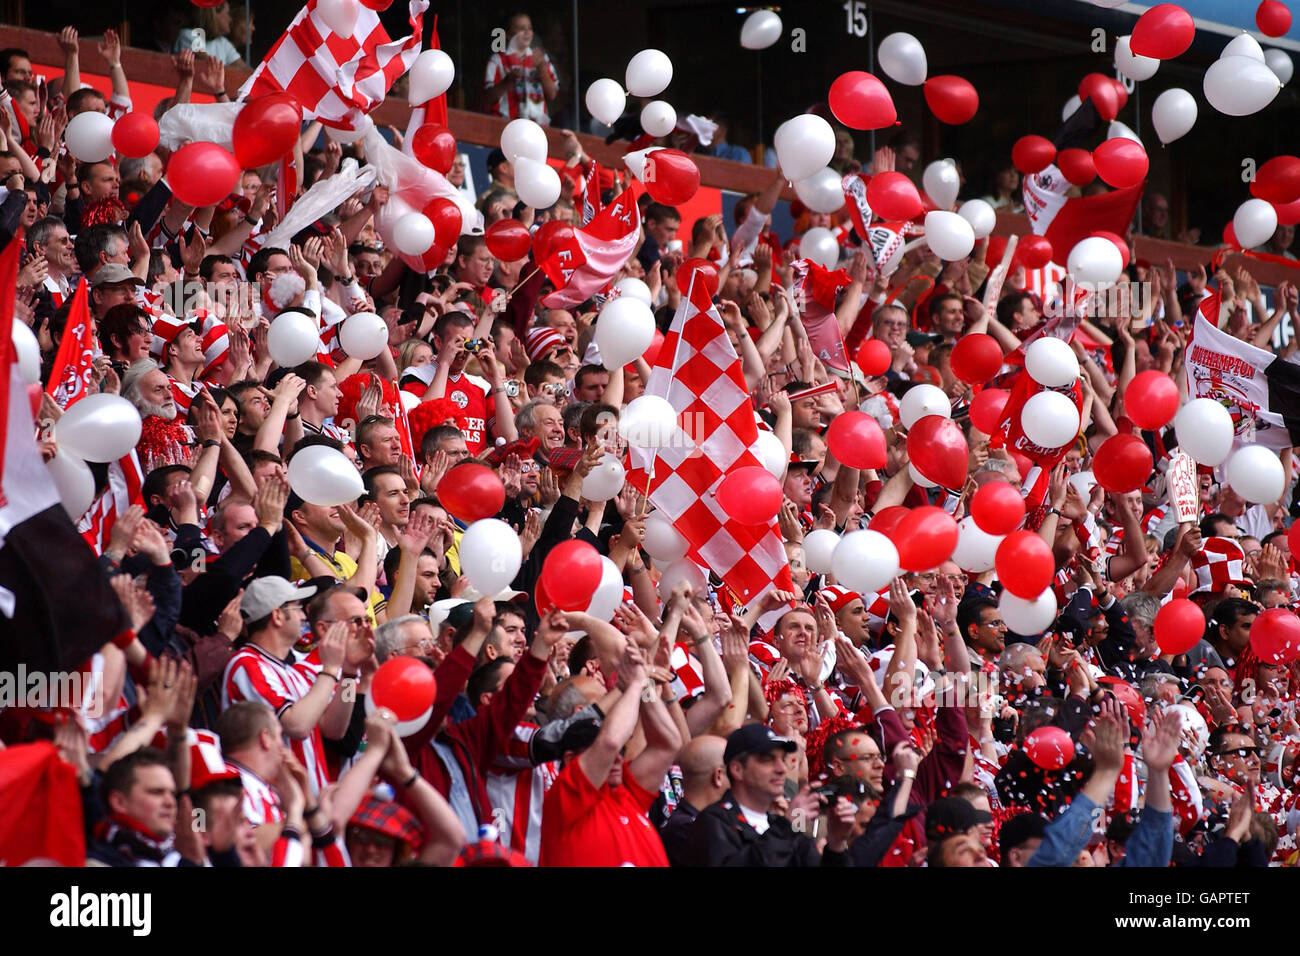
[64,111,115,162]
[620,395,679,448]
[1174,399,1235,466]
[392,212,435,256]
[287,445,364,506]
[1061,94,1082,121]
[793,167,846,214]
[774,114,836,182]
[644,510,689,563]
[922,159,960,209]
[1225,445,1285,504]
[1068,470,1097,501]
[657,560,705,602]
[952,515,1003,573]
[803,529,840,574]
[585,557,625,621]
[459,518,523,596]
[640,100,677,137]
[1024,337,1080,387]
[1221,33,1265,63]
[1107,120,1142,145]
[1067,235,1124,286]
[1020,390,1081,448]
[831,530,900,595]
[500,118,548,164]
[899,383,950,429]
[595,296,655,370]
[614,277,653,306]
[877,32,928,86]
[754,430,787,479]
[909,463,938,488]
[625,49,673,97]
[1233,198,1278,249]
[46,448,95,521]
[1152,88,1198,145]
[1265,48,1294,85]
[741,9,783,49]
[12,320,39,385]
[317,0,359,38]
[408,49,455,106]
[999,588,1058,635]
[799,226,840,269]
[582,453,627,501]
[513,156,562,209]
[1204,55,1282,116]
[338,312,388,361]
[923,210,975,261]
[957,199,996,239]
[54,394,142,463]
[1115,35,1159,82]
[451,192,481,235]
[266,311,322,368]
[585,78,627,127]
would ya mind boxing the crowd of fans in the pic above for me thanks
[0,8,1298,870]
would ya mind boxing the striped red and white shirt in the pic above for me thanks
[228,758,285,828]
[485,723,559,864]
[168,376,204,416]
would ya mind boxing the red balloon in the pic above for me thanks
[1130,3,1196,60]
[484,218,531,261]
[1016,235,1054,270]
[370,657,436,722]
[1171,576,1190,601]
[715,466,783,525]
[1098,676,1147,728]
[1110,78,1130,112]
[1124,370,1180,430]
[1093,139,1148,189]
[895,506,960,571]
[644,149,700,206]
[828,71,897,130]
[1251,155,1300,205]
[532,220,576,264]
[856,338,892,376]
[435,463,505,523]
[411,124,457,174]
[359,0,394,9]
[166,142,241,207]
[232,93,303,168]
[535,574,555,617]
[949,333,1004,384]
[1090,230,1130,269]
[1258,0,1293,37]
[1008,449,1034,482]
[1077,73,1119,123]
[969,388,1010,434]
[996,530,1055,599]
[866,171,924,220]
[1025,726,1074,771]
[540,540,604,612]
[826,411,887,469]
[923,75,979,125]
[1012,135,1056,175]
[1223,222,1240,249]
[906,414,969,490]
[868,506,910,543]
[678,257,719,298]
[111,112,160,159]
[1274,197,1300,225]
[1153,599,1206,655]
[1092,434,1153,494]
[422,196,463,252]
[1057,148,1096,187]
[1251,607,1300,664]
[1288,520,1300,560]
[971,482,1026,535]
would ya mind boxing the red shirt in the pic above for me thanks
[539,760,668,867]
[445,371,491,455]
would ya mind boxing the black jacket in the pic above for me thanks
[682,790,851,867]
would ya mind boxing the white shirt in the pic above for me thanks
[738,802,770,836]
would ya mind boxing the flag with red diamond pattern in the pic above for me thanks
[625,272,794,607]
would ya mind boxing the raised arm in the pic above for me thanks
[577,640,649,788]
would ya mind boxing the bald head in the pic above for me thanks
[546,675,605,722]
[679,735,726,783]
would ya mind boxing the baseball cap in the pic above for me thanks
[925,795,993,840]
[240,576,317,621]
[905,329,943,348]
[724,723,797,766]
[787,451,818,472]
[91,263,145,287]
[430,598,469,629]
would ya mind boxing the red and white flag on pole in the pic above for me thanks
[44,281,96,410]
[539,185,641,309]
[1023,166,1143,265]
[78,451,145,556]
[626,272,795,607]
[238,0,428,132]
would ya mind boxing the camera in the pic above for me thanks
[814,775,873,804]
[504,380,520,398]
[464,338,487,354]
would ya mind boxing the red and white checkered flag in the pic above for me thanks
[626,273,795,606]
[238,0,428,131]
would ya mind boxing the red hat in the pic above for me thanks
[822,584,862,615]
[150,314,195,359]
[149,728,240,790]
[525,326,567,363]
[198,319,230,380]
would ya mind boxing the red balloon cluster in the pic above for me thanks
[949,333,1004,384]
[484,218,531,261]
[923,75,979,125]
[856,338,892,376]
[232,93,302,168]
[1153,599,1206,655]
[1025,726,1074,771]
[866,172,923,220]
[1093,139,1148,189]
[826,411,886,469]
[167,143,241,207]
[1057,148,1097,187]
[895,506,960,571]
[1250,155,1300,205]
[907,415,969,489]
[1015,235,1054,270]
[644,149,700,206]
[1258,0,1293,37]
[970,482,1025,535]
[716,466,783,525]
[1092,434,1153,493]
[1012,135,1057,175]
[1124,370,1180,431]
[969,388,1010,435]
[829,71,897,130]
[1130,3,1197,60]
[539,540,604,611]
[996,530,1054,599]
[1078,73,1120,123]
[112,113,159,159]
[436,464,505,523]
[1251,607,1300,664]
[678,258,719,298]
[411,124,457,174]
[370,657,437,723]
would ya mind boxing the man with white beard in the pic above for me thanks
[122,360,225,494]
